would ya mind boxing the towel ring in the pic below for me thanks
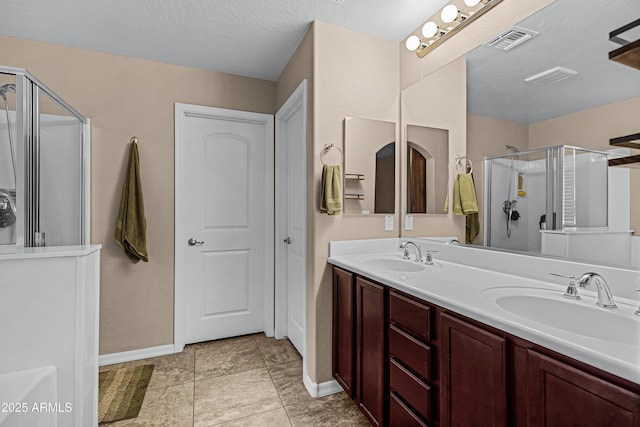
[321,144,343,165]
[455,155,472,173]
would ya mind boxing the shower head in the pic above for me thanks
[505,144,520,153]
[0,83,16,100]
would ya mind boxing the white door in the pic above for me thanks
[275,81,306,356]
[175,104,274,346]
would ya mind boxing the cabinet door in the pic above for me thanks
[356,276,386,427]
[440,313,507,427]
[527,350,640,427]
[332,267,355,397]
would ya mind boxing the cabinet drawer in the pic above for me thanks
[389,291,430,342]
[390,358,432,421]
[390,392,429,427]
[389,324,431,381]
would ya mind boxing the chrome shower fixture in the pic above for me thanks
[0,83,16,98]
[505,145,520,153]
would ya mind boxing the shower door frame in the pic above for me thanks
[1,66,90,247]
[483,145,609,248]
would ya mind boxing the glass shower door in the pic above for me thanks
[0,73,17,246]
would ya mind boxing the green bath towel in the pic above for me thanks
[448,173,480,243]
[115,141,148,263]
[455,173,479,215]
[320,165,342,215]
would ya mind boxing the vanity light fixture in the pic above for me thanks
[464,0,490,7]
[441,4,467,24]
[422,21,447,39]
[405,0,504,58]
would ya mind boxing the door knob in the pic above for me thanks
[188,238,204,246]
[283,237,291,244]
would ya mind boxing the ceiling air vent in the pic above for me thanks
[484,26,539,51]
[524,66,578,86]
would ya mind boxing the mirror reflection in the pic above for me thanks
[468,0,640,267]
[402,0,640,267]
[344,117,396,215]
[406,125,449,214]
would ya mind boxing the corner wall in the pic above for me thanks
[312,21,400,383]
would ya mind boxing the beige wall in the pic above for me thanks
[400,58,467,240]
[467,114,529,244]
[0,35,276,355]
[529,97,640,234]
[312,21,400,383]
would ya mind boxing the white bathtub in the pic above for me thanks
[0,366,57,427]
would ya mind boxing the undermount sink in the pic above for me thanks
[361,257,426,273]
[484,287,640,346]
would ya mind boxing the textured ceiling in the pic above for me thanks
[0,0,450,81]
[466,0,640,124]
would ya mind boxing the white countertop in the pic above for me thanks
[0,245,101,260]
[328,239,640,385]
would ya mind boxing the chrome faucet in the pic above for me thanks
[400,241,423,262]
[424,250,438,265]
[578,273,617,308]
[550,273,581,300]
[446,239,460,245]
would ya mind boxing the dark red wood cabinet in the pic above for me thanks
[332,266,356,397]
[527,350,640,427]
[440,312,507,427]
[356,276,386,426]
[388,291,436,427]
[332,266,640,427]
[332,267,386,426]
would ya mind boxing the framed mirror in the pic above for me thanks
[344,117,397,215]
[406,125,449,214]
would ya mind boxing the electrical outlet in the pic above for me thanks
[405,214,414,230]
[385,215,393,231]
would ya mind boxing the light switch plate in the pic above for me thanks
[385,215,393,231]
[405,214,414,230]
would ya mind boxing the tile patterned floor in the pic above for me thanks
[99,334,371,426]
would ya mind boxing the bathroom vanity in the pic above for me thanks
[329,239,640,427]
[0,246,101,427]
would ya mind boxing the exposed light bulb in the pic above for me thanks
[441,4,461,23]
[464,0,481,6]
[422,22,440,38]
[405,35,421,51]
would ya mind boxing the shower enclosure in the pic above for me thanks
[0,66,89,248]
[484,145,609,254]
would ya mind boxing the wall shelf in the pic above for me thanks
[609,18,640,70]
[609,132,640,167]
[345,193,365,200]
[345,173,365,181]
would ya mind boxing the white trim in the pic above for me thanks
[174,103,275,350]
[99,344,175,366]
[82,119,91,245]
[303,371,344,398]
[275,80,307,346]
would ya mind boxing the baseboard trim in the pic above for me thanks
[303,372,343,398]
[99,344,175,366]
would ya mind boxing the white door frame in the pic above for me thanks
[174,103,275,352]
[275,80,307,350]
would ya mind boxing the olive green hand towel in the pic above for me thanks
[456,173,479,215]
[320,165,342,215]
[115,141,148,263]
